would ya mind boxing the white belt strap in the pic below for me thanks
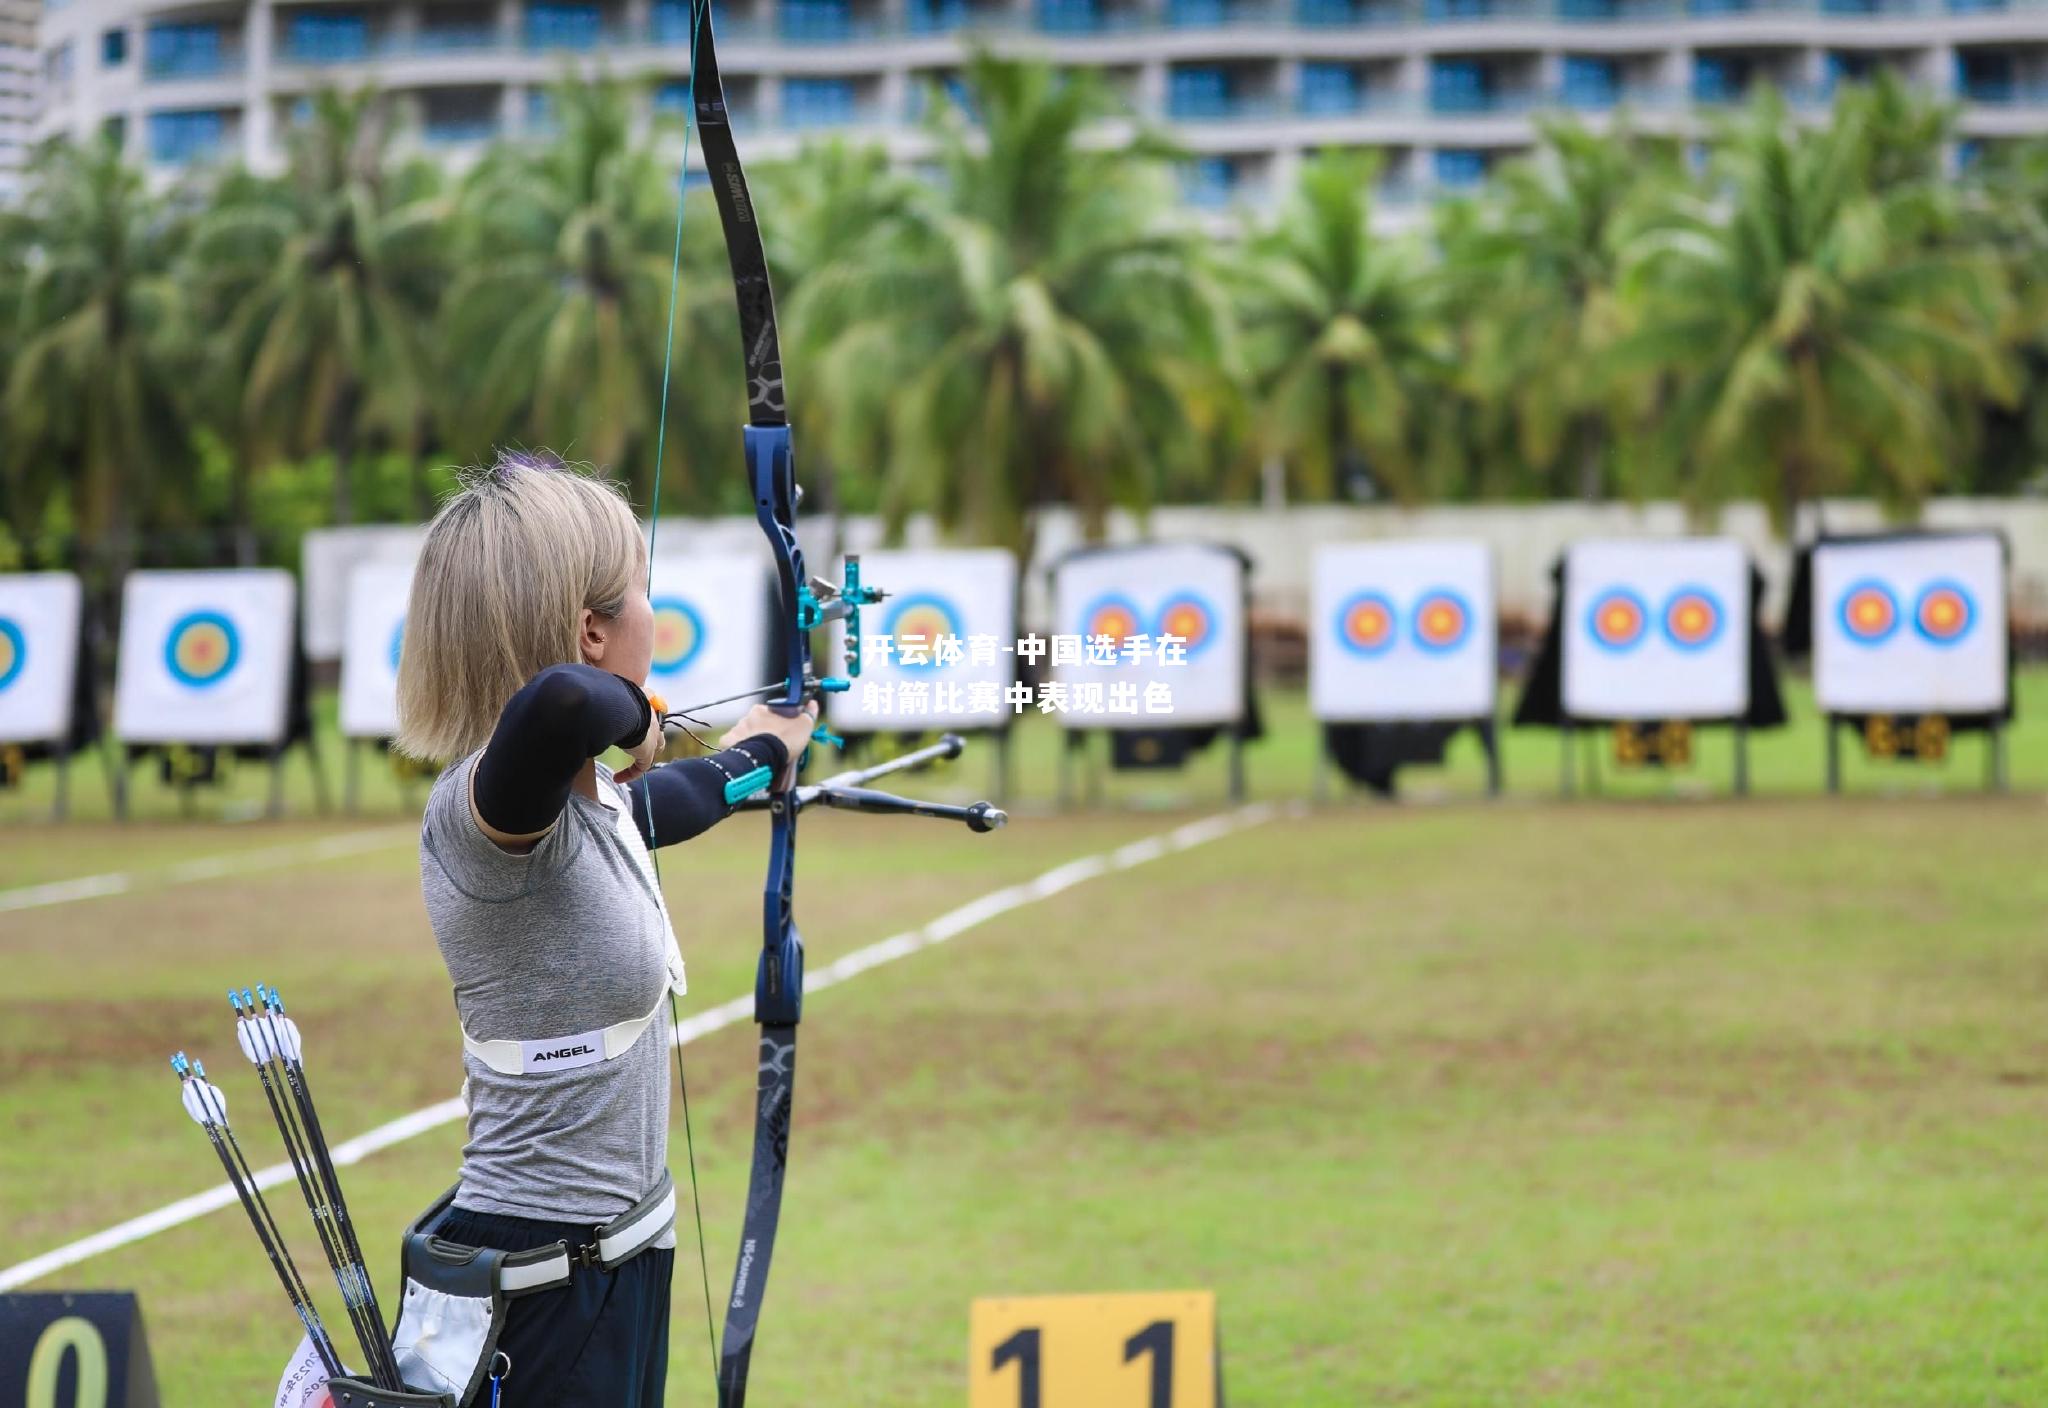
[460,990,668,1077]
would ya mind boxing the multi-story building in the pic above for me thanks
[28,0,2048,208]
[1,0,35,199]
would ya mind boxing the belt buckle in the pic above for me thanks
[575,1234,605,1271]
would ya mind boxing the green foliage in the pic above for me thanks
[0,64,2042,573]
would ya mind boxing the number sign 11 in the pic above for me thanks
[968,1291,1219,1408]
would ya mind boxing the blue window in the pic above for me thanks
[285,11,369,62]
[524,2,601,48]
[1036,0,1100,32]
[650,0,692,39]
[1168,0,1228,23]
[1425,0,1492,17]
[1183,156,1238,206]
[908,0,968,29]
[783,76,855,127]
[1169,66,1232,118]
[527,89,555,128]
[780,0,851,38]
[1561,54,1617,107]
[101,28,127,66]
[1430,58,1492,111]
[1957,49,2014,102]
[1300,62,1360,114]
[145,23,227,77]
[1958,138,1984,168]
[1434,147,1487,187]
[655,79,691,111]
[148,107,227,162]
[1692,54,1746,102]
[1296,0,1357,18]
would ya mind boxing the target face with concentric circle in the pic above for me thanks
[0,617,23,692]
[1335,592,1397,658]
[1081,595,1145,654]
[1586,589,1649,653]
[164,610,240,687]
[648,597,706,676]
[1660,587,1724,652]
[1837,580,1900,646]
[1411,590,1473,655]
[884,595,963,669]
[1911,580,1974,646]
[1156,593,1218,657]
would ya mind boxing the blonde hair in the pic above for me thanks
[396,452,644,761]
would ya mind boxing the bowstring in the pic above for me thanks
[641,0,721,1388]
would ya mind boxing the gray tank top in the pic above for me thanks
[419,753,680,1233]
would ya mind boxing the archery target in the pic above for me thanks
[0,572,84,746]
[300,524,426,662]
[1814,534,2008,714]
[115,570,296,745]
[1311,542,1496,722]
[645,553,773,730]
[1562,539,1750,721]
[823,548,1018,731]
[337,561,414,739]
[1052,543,1247,729]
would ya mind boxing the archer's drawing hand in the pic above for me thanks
[614,706,665,786]
[724,701,820,788]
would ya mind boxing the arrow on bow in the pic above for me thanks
[645,5,1009,1403]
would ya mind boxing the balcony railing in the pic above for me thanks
[1958,78,2048,104]
[143,38,245,81]
[225,0,2048,71]
[421,117,501,145]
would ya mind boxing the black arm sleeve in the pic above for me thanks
[628,735,791,849]
[472,663,653,834]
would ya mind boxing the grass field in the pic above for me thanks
[4,689,2048,1405]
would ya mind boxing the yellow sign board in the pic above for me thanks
[968,1290,1219,1408]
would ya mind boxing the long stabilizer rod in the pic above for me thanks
[734,733,1007,831]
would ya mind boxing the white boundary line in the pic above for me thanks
[0,802,1278,1292]
[0,828,418,915]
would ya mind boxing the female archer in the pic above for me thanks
[389,450,814,1406]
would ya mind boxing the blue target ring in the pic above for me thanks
[1411,589,1474,655]
[0,618,24,691]
[649,597,706,676]
[1837,579,1901,647]
[164,610,240,687]
[1911,579,1975,647]
[1659,585,1725,653]
[1335,591,1398,658]
[1585,588,1650,654]
[883,594,963,671]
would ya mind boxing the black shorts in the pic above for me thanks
[436,1205,674,1407]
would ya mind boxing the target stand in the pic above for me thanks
[1823,712,2008,795]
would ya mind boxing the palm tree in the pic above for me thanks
[5,136,195,581]
[439,71,683,503]
[1440,118,1682,501]
[789,53,1235,557]
[192,88,447,527]
[1234,151,1448,504]
[1619,84,2017,525]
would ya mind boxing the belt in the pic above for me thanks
[411,1170,677,1296]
